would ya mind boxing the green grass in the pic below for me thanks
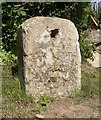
[2,71,55,117]
[3,76,34,103]
[70,62,99,100]
[37,94,56,112]
[81,62,99,96]
[2,72,37,118]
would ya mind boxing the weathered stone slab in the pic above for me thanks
[17,16,81,99]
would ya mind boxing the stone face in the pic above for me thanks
[17,16,81,99]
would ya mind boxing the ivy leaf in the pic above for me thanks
[20,11,26,16]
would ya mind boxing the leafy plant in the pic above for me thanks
[79,31,96,62]
[36,94,50,112]
[39,94,49,107]
[80,39,95,62]
[2,3,27,53]
[0,44,17,66]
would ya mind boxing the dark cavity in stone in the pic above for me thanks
[50,29,59,38]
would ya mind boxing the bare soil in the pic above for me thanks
[40,96,100,118]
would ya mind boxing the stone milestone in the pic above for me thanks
[17,16,81,99]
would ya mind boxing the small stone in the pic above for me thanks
[35,114,45,119]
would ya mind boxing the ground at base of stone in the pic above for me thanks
[40,96,99,118]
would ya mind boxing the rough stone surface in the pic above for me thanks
[87,51,101,67]
[17,16,81,99]
[88,29,101,43]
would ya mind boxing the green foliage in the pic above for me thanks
[38,94,55,111]
[79,31,96,62]
[39,94,49,107]
[3,75,35,103]
[2,3,27,53]
[80,39,95,62]
[0,45,17,66]
[70,3,91,31]
[2,75,36,117]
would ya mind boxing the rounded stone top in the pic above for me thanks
[18,16,79,44]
